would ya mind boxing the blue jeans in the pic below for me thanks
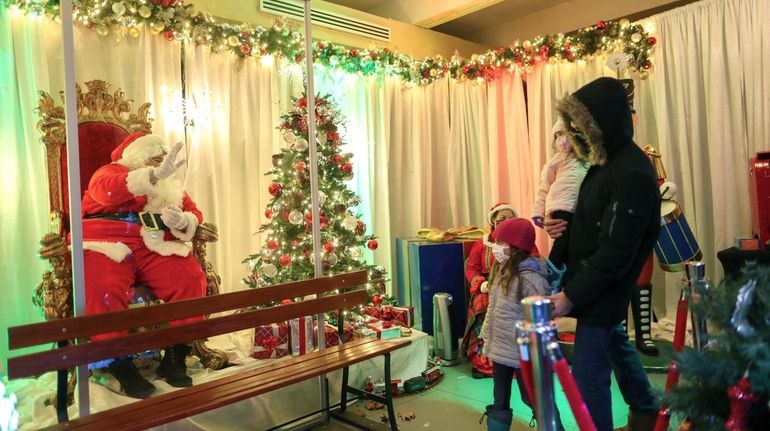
[492,362,565,430]
[572,322,659,431]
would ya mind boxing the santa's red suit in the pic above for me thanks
[81,132,206,341]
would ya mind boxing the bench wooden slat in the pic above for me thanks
[8,289,368,379]
[9,270,367,349]
[45,338,412,430]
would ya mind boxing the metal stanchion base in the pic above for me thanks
[637,340,679,373]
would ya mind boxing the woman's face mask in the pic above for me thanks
[492,243,510,264]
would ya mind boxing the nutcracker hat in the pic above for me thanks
[112,132,167,169]
[488,202,517,226]
[490,217,536,254]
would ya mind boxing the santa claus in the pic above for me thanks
[81,131,206,399]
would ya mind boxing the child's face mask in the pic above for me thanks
[492,243,510,264]
[556,135,571,153]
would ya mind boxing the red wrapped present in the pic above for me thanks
[390,306,414,328]
[363,320,401,340]
[391,379,402,395]
[313,322,354,347]
[362,305,380,319]
[253,322,289,359]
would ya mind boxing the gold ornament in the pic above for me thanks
[631,33,643,43]
[95,24,110,37]
[138,5,152,19]
[227,35,240,47]
[111,2,126,16]
[619,18,630,27]
[127,26,140,38]
[149,21,165,34]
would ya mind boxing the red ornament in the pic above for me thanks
[340,162,353,174]
[268,182,282,197]
[152,0,180,7]
[265,209,273,219]
[726,376,757,431]
[642,60,652,70]
[163,30,176,41]
[495,47,505,56]
[332,154,345,165]
[357,220,365,230]
[239,43,252,55]
[367,240,378,250]
[279,254,292,267]
[282,209,290,221]
[323,241,335,253]
[540,45,550,55]
[281,299,293,305]
[295,161,306,172]
[371,294,383,306]
[294,54,304,63]
[298,98,307,108]
[267,239,278,250]
[305,211,313,221]
[326,131,339,142]
[596,20,607,30]
[349,48,359,57]
[647,36,657,46]
[317,41,326,50]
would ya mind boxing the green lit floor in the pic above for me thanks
[317,346,669,431]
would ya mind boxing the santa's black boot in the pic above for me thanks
[108,356,156,399]
[631,285,659,356]
[156,344,193,387]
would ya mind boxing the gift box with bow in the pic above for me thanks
[253,322,290,359]
[313,322,354,347]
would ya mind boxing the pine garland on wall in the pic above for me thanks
[4,0,657,85]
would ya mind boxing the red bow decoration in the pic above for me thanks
[260,335,279,354]
[379,306,396,321]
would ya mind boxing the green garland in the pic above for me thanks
[4,0,656,84]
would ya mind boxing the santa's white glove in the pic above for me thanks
[480,281,489,294]
[161,206,188,230]
[660,181,677,200]
[152,142,185,182]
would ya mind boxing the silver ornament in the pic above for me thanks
[289,210,304,225]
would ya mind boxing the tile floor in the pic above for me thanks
[313,346,669,431]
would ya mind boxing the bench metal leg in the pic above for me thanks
[340,365,349,413]
[383,352,398,431]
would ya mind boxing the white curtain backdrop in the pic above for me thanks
[0,12,181,359]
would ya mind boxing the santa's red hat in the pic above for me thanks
[487,202,516,226]
[112,132,167,169]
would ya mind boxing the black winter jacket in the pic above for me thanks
[556,77,661,326]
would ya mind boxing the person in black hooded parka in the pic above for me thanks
[544,77,660,431]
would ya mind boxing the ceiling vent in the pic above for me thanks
[260,0,391,42]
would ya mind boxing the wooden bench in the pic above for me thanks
[6,270,412,430]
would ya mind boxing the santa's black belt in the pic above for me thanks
[84,211,170,231]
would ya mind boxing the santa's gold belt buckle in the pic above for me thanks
[138,211,162,230]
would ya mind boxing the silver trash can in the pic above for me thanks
[433,293,460,365]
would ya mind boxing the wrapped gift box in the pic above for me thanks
[253,322,290,359]
[390,305,414,328]
[363,320,401,340]
[290,316,314,356]
[313,322,354,347]
[400,240,466,335]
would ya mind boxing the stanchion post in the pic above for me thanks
[521,296,559,431]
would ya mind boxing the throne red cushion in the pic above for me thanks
[59,122,129,227]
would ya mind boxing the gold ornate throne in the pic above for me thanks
[34,80,227,371]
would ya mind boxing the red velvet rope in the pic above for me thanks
[552,358,597,431]
[519,358,537,411]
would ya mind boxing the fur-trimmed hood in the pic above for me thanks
[556,77,634,166]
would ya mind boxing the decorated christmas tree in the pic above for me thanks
[666,262,770,430]
[242,94,396,321]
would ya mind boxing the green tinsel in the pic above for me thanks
[3,0,656,85]
[666,262,770,430]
